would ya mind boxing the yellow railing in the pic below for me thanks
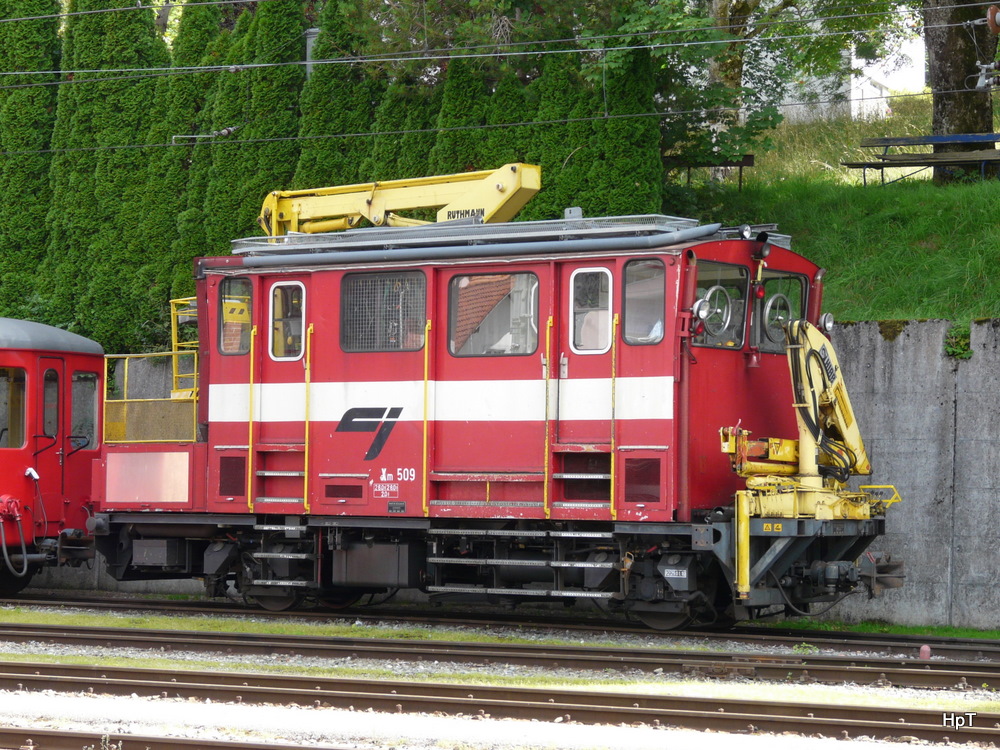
[104,351,199,443]
[170,297,199,397]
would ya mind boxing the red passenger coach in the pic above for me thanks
[0,318,101,593]
[90,165,900,627]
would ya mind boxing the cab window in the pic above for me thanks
[623,259,665,345]
[219,278,252,355]
[754,272,807,353]
[692,262,748,349]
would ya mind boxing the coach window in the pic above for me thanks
[0,368,26,448]
[341,271,426,352]
[43,369,59,437]
[754,271,807,354]
[218,278,252,355]
[571,268,612,354]
[691,261,748,349]
[70,372,98,450]
[449,273,539,356]
[623,259,665,345]
[270,282,305,360]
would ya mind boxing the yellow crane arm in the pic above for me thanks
[258,163,541,236]
[786,319,872,478]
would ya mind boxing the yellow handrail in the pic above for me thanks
[304,323,314,514]
[246,325,257,513]
[422,319,432,517]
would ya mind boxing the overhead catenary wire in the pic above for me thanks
[0,86,961,159]
[0,1,949,83]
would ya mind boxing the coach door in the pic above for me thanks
[248,277,311,514]
[34,358,65,529]
[551,263,616,515]
[431,267,545,518]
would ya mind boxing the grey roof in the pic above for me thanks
[0,318,104,356]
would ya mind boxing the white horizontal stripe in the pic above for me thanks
[208,376,673,424]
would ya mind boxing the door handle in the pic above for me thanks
[559,353,568,379]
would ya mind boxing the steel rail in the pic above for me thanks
[0,726,345,750]
[0,661,997,745]
[7,594,1000,663]
[0,621,997,690]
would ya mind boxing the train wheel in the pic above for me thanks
[635,609,692,631]
[252,593,301,612]
[0,569,35,597]
[318,590,363,609]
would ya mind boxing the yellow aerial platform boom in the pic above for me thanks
[258,163,541,237]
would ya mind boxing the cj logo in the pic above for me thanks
[336,407,402,460]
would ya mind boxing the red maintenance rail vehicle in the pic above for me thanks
[87,164,902,628]
[0,318,101,593]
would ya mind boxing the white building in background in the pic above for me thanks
[777,35,924,123]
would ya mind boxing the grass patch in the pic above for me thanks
[0,606,710,652]
[694,178,1000,325]
[766,617,1000,641]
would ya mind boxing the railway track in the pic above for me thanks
[9,592,1000,662]
[0,660,997,745]
[0,621,998,691]
[0,726,334,750]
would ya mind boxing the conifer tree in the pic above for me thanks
[428,57,488,174]
[395,83,442,181]
[480,66,532,171]
[294,1,381,189]
[171,28,232,299]
[201,12,254,254]
[240,0,305,225]
[135,0,223,316]
[519,53,593,221]
[586,49,662,216]
[363,78,411,181]
[73,1,169,350]
[0,0,60,317]
[39,0,104,330]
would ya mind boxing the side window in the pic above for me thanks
[43,369,59,436]
[0,367,26,448]
[449,273,539,356]
[571,268,612,354]
[219,278,253,355]
[341,271,426,352]
[71,372,99,450]
[270,282,305,360]
[692,262,748,348]
[623,259,665,345]
[755,272,807,353]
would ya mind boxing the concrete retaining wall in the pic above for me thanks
[31,320,1000,626]
[833,319,1000,628]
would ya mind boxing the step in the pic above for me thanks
[552,472,611,480]
[253,552,315,560]
[250,579,315,588]
[426,585,615,599]
[254,496,305,504]
[256,470,305,477]
[428,528,614,540]
[253,524,307,532]
[428,556,616,569]
[255,443,305,452]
